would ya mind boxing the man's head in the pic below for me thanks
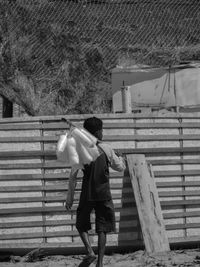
[83,116,103,140]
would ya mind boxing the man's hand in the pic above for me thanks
[66,167,78,211]
[114,149,123,157]
[65,199,73,211]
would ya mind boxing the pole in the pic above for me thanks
[121,86,132,113]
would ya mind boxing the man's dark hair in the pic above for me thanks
[83,117,103,135]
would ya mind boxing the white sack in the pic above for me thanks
[66,136,80,166]
[71,127,97,147]
[56,133,69,163]
[56,127,100,170]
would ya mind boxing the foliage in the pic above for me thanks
[0,1,111,116]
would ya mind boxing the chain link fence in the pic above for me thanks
[4,0,200,71]
[0,0,200,114]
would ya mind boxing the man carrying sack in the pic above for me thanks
[65,117,126,267]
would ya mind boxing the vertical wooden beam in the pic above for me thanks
[126,154,170,253]
[178,118,187,238]
[2,96,13,118]
[40,120,47,244]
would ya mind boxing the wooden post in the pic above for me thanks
[2,96,13,118]
[126,154,170,253]
[121,86,132,113]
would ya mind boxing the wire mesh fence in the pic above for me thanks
[2,0,200,72]
[0,0,200,115]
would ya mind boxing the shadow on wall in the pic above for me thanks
[118,167,143,250]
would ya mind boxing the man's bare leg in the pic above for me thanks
[96,231,106,267]
[78,231,96,267]
[79,231,95,256]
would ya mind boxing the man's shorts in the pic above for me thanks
[76,199,116,233]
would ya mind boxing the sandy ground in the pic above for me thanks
[1,249,200,267]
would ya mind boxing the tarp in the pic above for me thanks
[112,64,200,112]
[175,68,200,107]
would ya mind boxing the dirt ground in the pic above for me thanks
[1,249,200,267]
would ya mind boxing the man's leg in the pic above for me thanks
[76,202,96,266]
[95,200,115,267]
[96,231,106,267]
[78,231,96,266]
[78,230,95,257]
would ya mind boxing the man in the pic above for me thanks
[66,117,126,267]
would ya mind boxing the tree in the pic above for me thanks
[0,0,111,116]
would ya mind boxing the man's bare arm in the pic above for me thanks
[65,168,79,211]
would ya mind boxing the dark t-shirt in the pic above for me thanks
[81,147,112,202]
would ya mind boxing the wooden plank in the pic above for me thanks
[2,195,200,208]
[150,159,200,165]
[120,147,200,155]
[1,146,200,159]
[0,240,143,251]
[0,219,76,229]
[1,169,200,182]
[0,195,69,204]
[1,121,200,131]
[0,136,58,143]
[2,236,197,252]
[0,123,70,131]
[126,154,170,253]
[0,113,199,125]
[104,122,200,129]
[0,224,140,241]
[2,134,200,143]
[0,150,55,158]
[0,184,71,192]
[0,241,116,251]
[0,206,73,216]
[0,192,123,204]
[160,199,200,207]
[105,134,200,141]
[0,241,109,250]
[159,190,200,197]
[0,226,140,240]
[0,226,139,241]
[163,210,200,219]
[0,215,125,229]
[169,235,200,246]
[154,169,200,177]
[0,230,79,240]
[0,214,137,229]
[0,114,91,124]
[166,222,200,230]
[0,173,69,181]
[1,206,136,219]
[5,159,200,172]
[0,183,123,193]
[0,171,124,180]
[0,162,69,170]
[156,181,200,188]
[59,234,200,248]
[0,203,123,216]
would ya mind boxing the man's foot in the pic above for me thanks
[78,254,96,267]
[96,262,103,267]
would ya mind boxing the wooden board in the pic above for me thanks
[126,154,170,253]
